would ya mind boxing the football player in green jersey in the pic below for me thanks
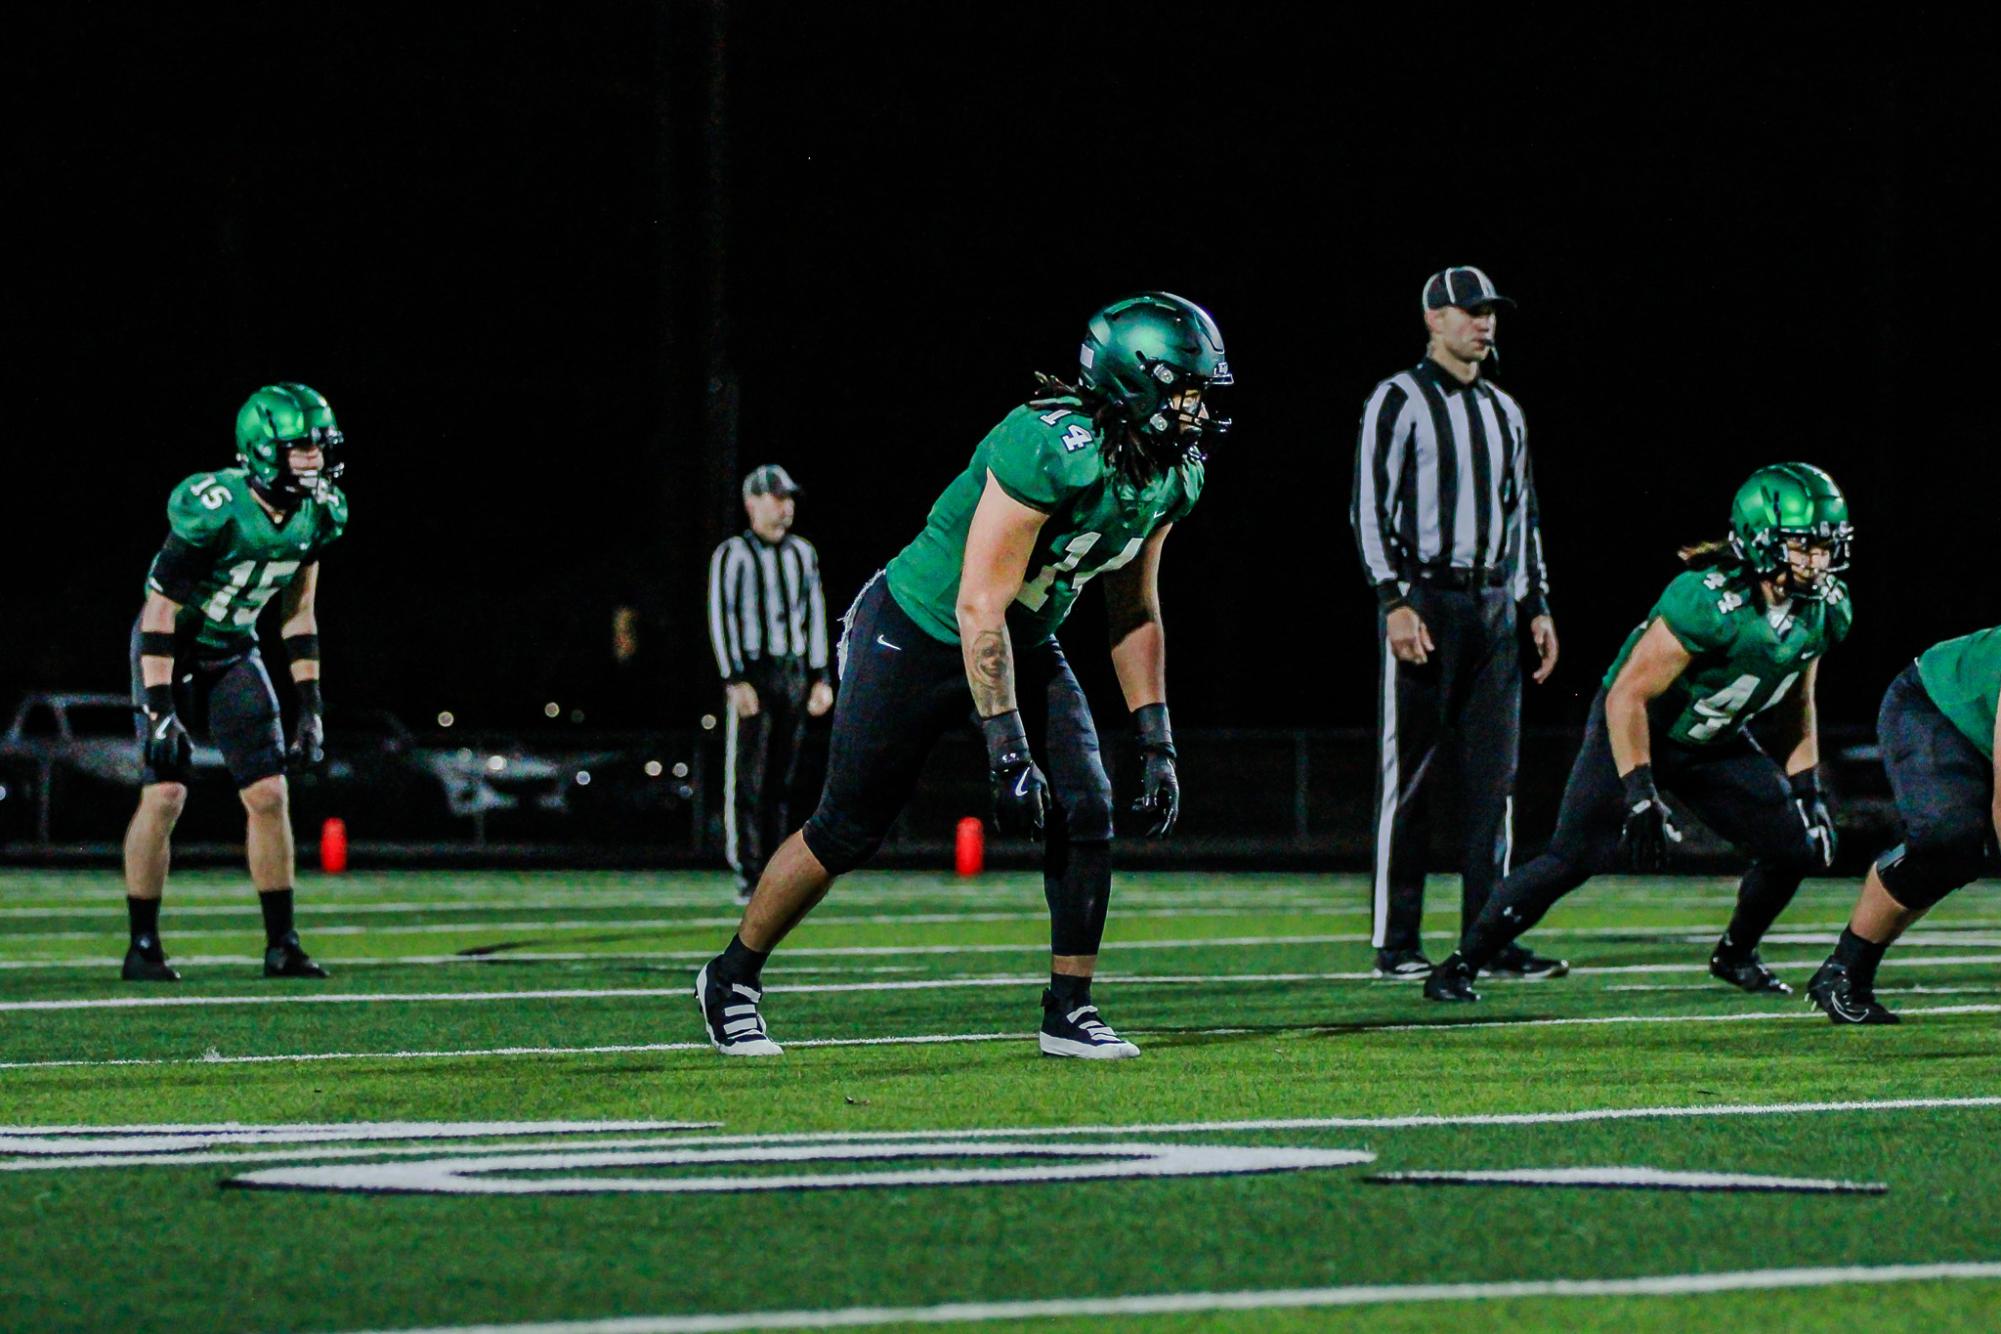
[1806,627,2001,1023]
[695,292,1228,1058]
[121,383,349,982]
[1426,463,1853,1002]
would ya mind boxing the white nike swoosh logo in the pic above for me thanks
[876,635,902,651]
[1013,770,1032,799]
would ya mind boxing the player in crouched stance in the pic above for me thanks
[121,384,348,982]
[1806,627,2000,1023]
[1427,464,1852,1002]
[695,293,1229,1058]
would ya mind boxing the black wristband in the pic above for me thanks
[979,709,1032,767]
[1374,582,1410,612]
[1787,768,1822,799]
[139,631,177,659]
[143,683,175,717]
[295,679,324,713]
[1133,702,1175,757]
[283,633,321,662]
[1621,763,1659,806]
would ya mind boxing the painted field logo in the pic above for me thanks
[225,1140,1376,1196]
[0,1121,1374,1198]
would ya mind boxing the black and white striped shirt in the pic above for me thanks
[707,531,830,683]
[1350,358,1551,616]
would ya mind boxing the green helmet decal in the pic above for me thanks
[1078,292,1232,446]
[1728,462,1851,597]
[235,382,345,501]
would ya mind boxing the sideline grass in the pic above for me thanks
[1,869,1996,1333]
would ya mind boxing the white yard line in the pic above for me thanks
[10,955,2001,1013]
[342,1262,2001,1332]
[5,1004,2001,1074]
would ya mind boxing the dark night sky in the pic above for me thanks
[6,7,1990,738]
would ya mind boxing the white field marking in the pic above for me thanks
[1366,1166,1886,1194]
[1,1135,745,1175]
[1611,983,2001,996]
[0,1119,712,1156]
[13,954,2001,1014]
[0,907,1357,943]
[0,891,1351,920]
[340,1262,2001,1333]
[3,924,1994,971]
[223,1141,1377,1197]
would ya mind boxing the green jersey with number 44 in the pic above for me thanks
[145,468,349,653]
[1603,565,1852,747]
[885,400,1203,646]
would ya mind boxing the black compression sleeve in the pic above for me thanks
[139,631,177,658]
[283,633,322,662]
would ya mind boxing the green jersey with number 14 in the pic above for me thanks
[1602,565,1852,748]
[884,400,1203,646]
[144,467,349,654]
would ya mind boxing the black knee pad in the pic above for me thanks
[1875,839,1983,911]
[1054,788,1115,844]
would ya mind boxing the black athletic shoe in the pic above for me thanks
[263,931,330,979]
[1423,954,1480,1003]
[1038,991,1139,1059]
[1709,944,1791,995]
[1373,947,1434,979]
[1806,960,1901,1025]
[695,962,783,1056]
[1488,944,1570,980]
[121,935,180,983]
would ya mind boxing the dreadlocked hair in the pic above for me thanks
[1678,537,1739,570]
[1026,372,1192,487]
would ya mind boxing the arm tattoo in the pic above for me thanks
[966,627,1016,718]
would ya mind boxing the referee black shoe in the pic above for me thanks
[1488,944,1570,980]
[1806,961,1901,1025]
[263,931,330,979]
[1373,948,1434,979]
[1708,942,1791,995]
[121,935,180,983]
[1422,953,1480,1003]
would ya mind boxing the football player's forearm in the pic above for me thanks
[959,611,1017,718]
[1604,690,1653,776]
[139,593,181,688]
[1110,620,1167,711]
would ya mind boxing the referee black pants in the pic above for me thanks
[724,658,810,892]
[1371,583,1520,951]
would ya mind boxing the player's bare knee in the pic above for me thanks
[239,775,290,819]
[142,782,189,823]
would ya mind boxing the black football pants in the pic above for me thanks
[802,575,1116,955]
[1459,689,1822,969]
[128,618,285,789]
[1371,584,1521,951]
[724,658,810,892]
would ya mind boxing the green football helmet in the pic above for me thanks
[1728,462,1851,598]
[1078,292,1232,450]
[235,382,345,502]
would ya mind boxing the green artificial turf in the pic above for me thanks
[1,868,1997,1333]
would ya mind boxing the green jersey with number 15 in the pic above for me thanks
[144,467,349,654]
[884,400,1203,646]
[1602,565,1852,747]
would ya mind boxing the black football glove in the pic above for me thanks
[140,683,193,781]
[1790,768,1836,868]
[287,679,326,772]
[980,709,1048,838]
[1131,703,1180,837]
[1616,763,1682,873]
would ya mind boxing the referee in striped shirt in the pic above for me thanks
[1350,266,1565,980]
[708,464,833,902]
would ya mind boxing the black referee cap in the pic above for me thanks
[1423,266,1515,312]
[742,464,802,499]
